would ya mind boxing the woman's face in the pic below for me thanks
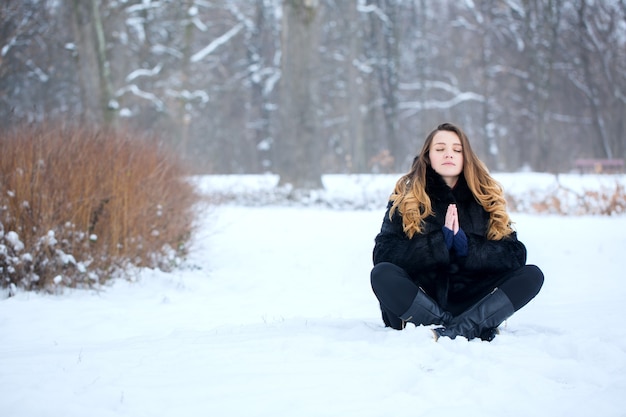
[428,130,464,187]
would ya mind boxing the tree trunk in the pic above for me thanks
[343,1,365,173]
[369,0,401,170]
[479,1,499,170]
[71,0,115,126]
[178,0,195,158]
[276,0,323,189]
[90,0,115,126]
[577,0,612,159]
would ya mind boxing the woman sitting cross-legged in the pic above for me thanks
[370,122,544,341]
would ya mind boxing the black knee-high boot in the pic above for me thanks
[400,287,453,327]
[433,288,514,341]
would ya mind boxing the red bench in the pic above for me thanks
[574,158,624,174]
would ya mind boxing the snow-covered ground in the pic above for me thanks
[1,174,626,417]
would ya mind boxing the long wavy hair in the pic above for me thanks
[389,122,513,240]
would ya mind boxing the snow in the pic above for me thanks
[191,23,245,63]
[115,84,165,111]
[125,63,163,83]
[1,173,626,417]
[5,231,24,252]
[1,37,16,57]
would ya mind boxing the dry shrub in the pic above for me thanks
[582,184,626,215]
[505,183,626,215]
[0,123,198,293]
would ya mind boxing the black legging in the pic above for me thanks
[370,262,544,326]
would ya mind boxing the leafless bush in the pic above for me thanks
[0,123,198,293]
[506,183,626,215]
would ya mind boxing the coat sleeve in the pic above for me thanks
[460,231,527,273]
[372,204,450,275]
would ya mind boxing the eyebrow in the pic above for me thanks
[433,142,462,146]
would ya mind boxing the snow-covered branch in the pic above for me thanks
[151,44,183,59]
[165,89,209,104]
[398,92,484,111]
[263,70,281,97]
[125,0,161,15]
[400,80,484,107]
[125,63,163,82]
[191,23,245,63]
[116,84,164,110]
[1,37,17,57]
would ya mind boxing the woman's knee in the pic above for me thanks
[500,264,545,310]
[370,262,405,292]
[525,264,545,294]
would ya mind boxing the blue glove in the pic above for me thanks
[442,226,454,250]
[453,228,468,257]
[442,226,468,257]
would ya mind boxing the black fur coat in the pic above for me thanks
[373,167,527,315]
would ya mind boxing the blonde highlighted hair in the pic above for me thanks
[389,123,513,240]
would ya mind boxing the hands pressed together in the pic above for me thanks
[442,204,468,256]
[445,204,460,235]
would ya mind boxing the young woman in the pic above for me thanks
[370,123,544,341]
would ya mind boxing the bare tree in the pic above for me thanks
[71,0,116,125]
[364,0,403,170]
[0,1,77,125]
[564,0,625,160]
[514,0,563,171]
[344,1,367,173]
[276,0,324,188]
[243,0,281,173]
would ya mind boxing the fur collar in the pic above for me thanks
[425,165,473,204]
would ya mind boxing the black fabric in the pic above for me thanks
[498,264,544,311]
[372,166,531,316]
[370,262,419,316]
[371,262,452,329]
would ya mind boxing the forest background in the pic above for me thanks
[1,0,625,188]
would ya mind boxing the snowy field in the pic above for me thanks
[1,173,626,417]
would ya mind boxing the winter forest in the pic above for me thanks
[2,0,626,187]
